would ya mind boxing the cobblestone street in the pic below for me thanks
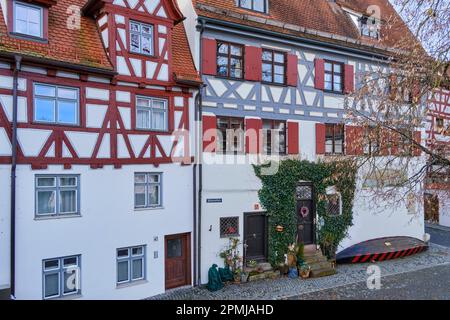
[151,243,450,300]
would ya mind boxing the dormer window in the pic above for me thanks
[360,16,379,39]
[130,21,154,56]
[13,1,43,38]
[237,0,267,13]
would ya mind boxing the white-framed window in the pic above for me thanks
[134,173,162,209]
[13,1,43,38]
[35,175,80,217]
[360,16,380,39]
[116,246,146,285]
[43,255,81,299]
[136,96,168,131]
[130,20,154,56]
[34,83,79,125]
[237,0,267,13]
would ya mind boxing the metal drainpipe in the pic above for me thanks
[197,19,206,286]
[10,55,22,299]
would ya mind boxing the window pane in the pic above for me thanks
[117,261,129,283]
[334,64,341,73]
[230,58,242,71]
[44,273,59,298]
[325,81,333,91]
[137,109,150,129]
[230,45,242,56]
[262,63,272,82]
[217,56,228,77]
[254,0,265,12]
[132,259,143,280]
[152,111,165,130]
[15,19,27,34]
[117,249,129,258]
[59,177,76,187]
[325,74,332,82]
[334,83,342,92]
[334,75,341,84]
[35,85,55,97]
[37,191,55,214]
[325,142,333,154]
[37,177,55,187]
[58,101,77,124]
[63,257,77,267]
[137,98,150,107]
[44,259,59,270]
[142,25,152,34]
[325,63,332,72]
[132,247,143,256]
[57,88,77,100]
[239,0,251,9]
[148,185,159,206]
[167,239,182,258]
[274,74,284,84]
[135,174,146,183]
[28,22,40,37]
[60,190,77,213]
[262,51,272,61]
[274,53,284,63]
[134,185,146,207]
[63,269,78,294]
[35,98,55,122]
[130,33,140,52]
[142,36,152,55]
[217,43,229,54]
[148,174,159,183]
[130,22,140,32]
[152,100,166,110]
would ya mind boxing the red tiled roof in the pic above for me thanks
[0,0,113,71]
[0,0,200,83]
[193,0,418,54]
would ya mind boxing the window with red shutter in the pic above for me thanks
[202,38,217,76]
[314,59,325,90]
[287,121,298,155]
[287,54,298,87]
[245,46,262,82]
[344,64,355,94]
[315,123,326,154]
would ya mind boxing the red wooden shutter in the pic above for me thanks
[379,130,390,156]
[202,38,217,76]
[287,54,298,87]
[314,59,325,90]
[344,64,355,94]
[245,118,262,154]
[287,121,299,155]
[202,114,217,152]
[345,125,363,155]
[413,131,422,156]
[315,123,326,155]
[245,46,262,82]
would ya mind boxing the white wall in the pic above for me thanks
[8,164,193,300]
[435,190,450,228]
[0,165,10,291]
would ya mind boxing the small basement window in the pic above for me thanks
[220,217,239,238]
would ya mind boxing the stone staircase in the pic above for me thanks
[245,262,280,282]
[303,250,336,278]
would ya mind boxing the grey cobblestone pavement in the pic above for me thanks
[290,264,450,300]
[150,243,450,300]
[426,224,450,248]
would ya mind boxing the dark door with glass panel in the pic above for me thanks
[244,212,268,262]
[165,233,191,289]
[296,183,315,245]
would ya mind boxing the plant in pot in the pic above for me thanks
[247,259,258,269]
[234,268,242,283]
[240,271,249,283]
[287,243,299,279]
[299,263,311,279]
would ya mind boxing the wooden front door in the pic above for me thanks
[244,212,268,262]
[424,193,440,223]
[296,183,315,245]
[165,233,191,289]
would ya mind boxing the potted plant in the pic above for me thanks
[234,268,242,283]
[287,243,298,267]
[247,259,258,269]
[240,271,249,283]
[278,263,289,275]
[299,264,311,279]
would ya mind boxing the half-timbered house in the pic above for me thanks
[178,0,427,283]
[0,0,200,299]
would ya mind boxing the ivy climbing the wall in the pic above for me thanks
[253,159,357,265]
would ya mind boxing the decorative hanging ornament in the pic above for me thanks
[275,225,284,232]
[300,207,309,218]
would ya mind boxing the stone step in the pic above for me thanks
[247,270,279,282]
[258,262,273,272]
[303,255,328,264]
[310,267,337,278]
[308,261,334,271]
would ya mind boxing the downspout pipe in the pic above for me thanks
[10,55,22,299]
[196,18,206,286]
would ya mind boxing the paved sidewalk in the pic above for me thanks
[150,243,450,300]
[426,223,450,247]
[290,264,450,300]
[426,222,450,233]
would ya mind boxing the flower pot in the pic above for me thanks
[287,254,297,267]
[299,270,310,279]
[288,267,298,279]
[241,273,249,283]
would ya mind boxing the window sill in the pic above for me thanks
[322,90,345,96]
[33,121,81,128]
[9,32,48,44]
[35,214,82,221]
[46,293,83,300]
[213,75,245,82]
[116,279,148,289]
[134,207,164,212]
[261,81,287,87]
